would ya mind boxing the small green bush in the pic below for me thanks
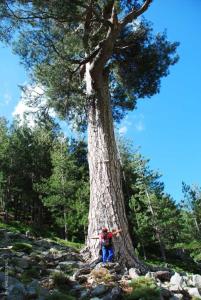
[12,242,33,254]
[51,271,72,288]
[124,276,160,300]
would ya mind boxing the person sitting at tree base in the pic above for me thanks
[91,227,122,263]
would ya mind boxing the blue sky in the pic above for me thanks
[0,0,201,202]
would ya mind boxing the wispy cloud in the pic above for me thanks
[12,85,55,127]
[133,114,145,132]
[119,126,128,135]
[118,113,145,135]
[3,92,12,105]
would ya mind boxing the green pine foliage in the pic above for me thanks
[0,117,201,271]
[0,1,178,127]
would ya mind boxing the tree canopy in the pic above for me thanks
[0,0,179,127]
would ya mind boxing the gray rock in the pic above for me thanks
[154,270,171,282]
[26,279,41,297]
[73,266,92,280]
[7,286,25,300]
[13,252,25,257]
[91,284,109,297]
[102,287,122,300]
[26,280,49,298]
[170,272,183,290]
[169,295,183,300]
[34,239,51,249]
[145,271,156,279]
[192,274,201,288]
[0,272,6,288]
[6,232,19,239]
[80,289,90,299]
[58,260,79,270]
[75,274,88,284]
[187,287,201,298]
[13,257,29,269]
[128,268,140,279]
[7,280,26,300]
[160,287,172,298]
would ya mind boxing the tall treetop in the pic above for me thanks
[0,0,179,127]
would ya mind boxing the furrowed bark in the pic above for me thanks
[85,65,144,269]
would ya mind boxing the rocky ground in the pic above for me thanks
[0,228,201,299]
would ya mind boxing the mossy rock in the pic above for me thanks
[45,291,76,300]
[12,242,33,254]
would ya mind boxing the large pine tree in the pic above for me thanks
[0,0,179,268]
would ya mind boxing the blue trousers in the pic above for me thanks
[102,246,114,263]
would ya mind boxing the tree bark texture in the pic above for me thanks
[86,65,143,269]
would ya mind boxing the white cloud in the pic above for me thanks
[12,98,37,128]
[133,114,145,132]
[117,113,145,135]
[12,85,55,127]
[119,126,128,135]
[3,92,12,105]
[135,120,145,132]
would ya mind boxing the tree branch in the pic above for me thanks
[120,0,153,26]
[83,1,94,51]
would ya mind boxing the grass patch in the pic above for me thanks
[91,267,114,284]
[51,271,72,289]
[124,276,160,300]
[12,242,33,254]
[0,220,30,234]
[52,237,84,251]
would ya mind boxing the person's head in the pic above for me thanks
[102,227,108,233]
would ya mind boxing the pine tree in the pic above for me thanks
[0,0,179,267]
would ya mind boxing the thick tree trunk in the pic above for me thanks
[86,66,144,269]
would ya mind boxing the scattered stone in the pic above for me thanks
[102,286,122,300]
[154,270,171,282]
[13,257,29,269]
[91,284,109,297]
[80,289,91,299]
[187,287,201,298]
[3,228,201,300]
[7,279,26,300]
[73,266,92,280]
[169,294,183,300]
[128,267,140,279]
[145,271,156,279]
[160,286,172,298]
[192,274,201,288]
[26,279,41,297]
[170,272,184,290]
[58,260,79,270]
